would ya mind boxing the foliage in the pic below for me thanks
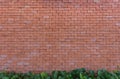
[0,68,120,79]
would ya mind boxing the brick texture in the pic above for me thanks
[0,0,120,72]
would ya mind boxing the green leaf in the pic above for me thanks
[2,77,9,79]
[41,72,49,79]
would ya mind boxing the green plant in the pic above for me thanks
[0,68,120,79]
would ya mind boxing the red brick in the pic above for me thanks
[0,0,120,72]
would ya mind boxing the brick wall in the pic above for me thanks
[0,0,120,72]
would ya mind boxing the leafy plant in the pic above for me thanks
[0,68,120,79]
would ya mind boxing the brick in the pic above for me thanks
[93,0,100,3]
[0,0,120,72]
[116,22,120,26]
